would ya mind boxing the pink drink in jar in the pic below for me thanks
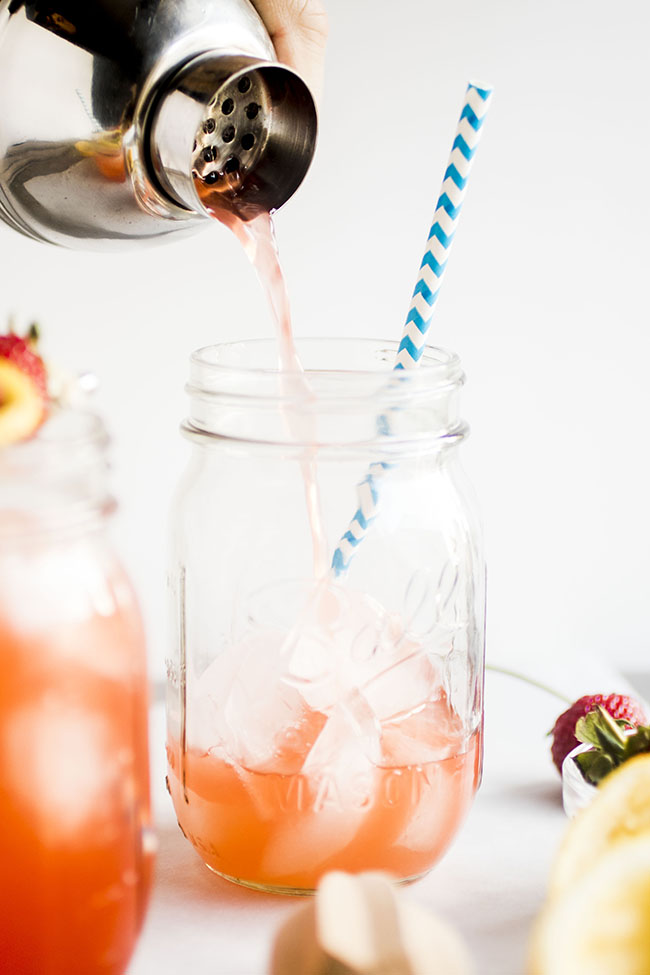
[0,409,154,972]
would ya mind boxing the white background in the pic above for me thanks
[1,0,648,681]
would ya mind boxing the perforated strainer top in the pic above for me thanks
[150,54,317,220]
[192,70,270,192]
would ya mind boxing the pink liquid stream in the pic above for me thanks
[220,209,329,579]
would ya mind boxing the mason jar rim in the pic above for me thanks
[183,338,467,451]
[187,337,465,403]
[0,406,114,538]
[0,406,109,473]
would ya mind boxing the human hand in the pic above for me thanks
[251,0,328,103]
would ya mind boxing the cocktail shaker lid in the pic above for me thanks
[149,53,317,221]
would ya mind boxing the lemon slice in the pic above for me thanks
[0,359,44,446]
[529,835,650,975]
[550,753,650,897]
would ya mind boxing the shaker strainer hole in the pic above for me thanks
[202,146,217,163]
[224,156,239,173]
[203,118,216,134]
[204,171,220,184]
[221,98,235,115]
[240,133,255,151]
[245,102,259,120]
[237,76,251,93]
[222,125,236,144]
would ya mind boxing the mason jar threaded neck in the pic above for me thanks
[183,338,467,450]
[0,407,115,538]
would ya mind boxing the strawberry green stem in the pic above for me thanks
[27,322,40,344]
[486,663,572,705]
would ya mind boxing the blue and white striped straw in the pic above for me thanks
[331,81,492,576]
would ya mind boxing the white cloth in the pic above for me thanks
[128,660,643,975]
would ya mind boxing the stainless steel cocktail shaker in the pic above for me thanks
[0,0,317,248]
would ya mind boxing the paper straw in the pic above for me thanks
[331,81,492,576]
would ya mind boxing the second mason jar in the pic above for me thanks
[0,407,153,972]
[167,338,485,894]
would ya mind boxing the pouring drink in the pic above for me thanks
[167,336,485,894]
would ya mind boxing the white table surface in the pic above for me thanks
[128,663,645,975]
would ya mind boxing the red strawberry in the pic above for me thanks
[0,326,48,446]
[550,693,647,773]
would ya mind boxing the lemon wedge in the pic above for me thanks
[0,359,45,446]
[550,753,650,897]
[529,835,650,975]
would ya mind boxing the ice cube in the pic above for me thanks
[303,692,379,781]
[228,678,326,775]
[260,702,376,878]
[280,582,402,712]
[393,734,478,854]
[0,544,143,687]
[199,628,327,774]
[1,541,118,633]
[189,645,240,753]
[6,700,124,837]
[360,637,443,725]
[194,583,459,782]
[377,696,467,768]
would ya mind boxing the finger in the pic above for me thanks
[251,0,328,103]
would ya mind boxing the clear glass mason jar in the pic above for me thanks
[0,408,154,974]
[167,338,485,894]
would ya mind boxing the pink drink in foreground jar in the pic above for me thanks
[0,408,154,973]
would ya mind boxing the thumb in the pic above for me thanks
[251,0,329,104]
